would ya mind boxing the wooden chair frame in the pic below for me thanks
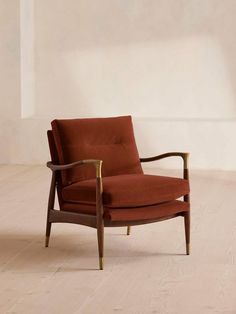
[45,152,190,270]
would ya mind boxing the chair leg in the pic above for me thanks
[184,211,190,255]
[45,220,51,247]
[97,223,104,270]
[127,226,131,235]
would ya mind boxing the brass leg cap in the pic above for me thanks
[45,236,50,247]
[186,243,190,255]
[99,257,104,270]
[127,226,131,236]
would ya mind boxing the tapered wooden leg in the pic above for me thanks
[45,221,51,247]
[97,223,104,270]
[127,226,131,235]
[95,164,104,270]
[184,211,190,255]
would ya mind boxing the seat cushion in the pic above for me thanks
[104,200,189,221]
[51,116,143,185]
[62,174,189,208]
[61,200,189,222]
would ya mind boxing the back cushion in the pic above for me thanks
[51,116,143,185]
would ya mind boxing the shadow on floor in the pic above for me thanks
[0,231,186,272]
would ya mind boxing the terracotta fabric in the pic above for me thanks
[61,200,189,221]
[62,174,189,208]
[51,116,143,185]
[49,115,190,223]
[104,200,189,221]
[61,202,96,215]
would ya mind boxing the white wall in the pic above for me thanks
[1,0,236,169]
[0,0,20,162]
[34,0,236,120]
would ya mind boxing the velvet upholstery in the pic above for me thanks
[104,200,189,221]
[61,200,189,222]
[46,116,191,269]
[62,174,189,208]
[51,116,143,186]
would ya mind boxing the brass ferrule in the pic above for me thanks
[186,243,190,255]
[95,161,103,178]
[99,257,104,270]
[183,153,189,170]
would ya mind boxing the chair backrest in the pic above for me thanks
[50,116,143,185]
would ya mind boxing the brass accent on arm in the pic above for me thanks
[182,153,189,170]
[95,160,103,178]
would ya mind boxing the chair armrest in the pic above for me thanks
[46,159,103,217]
[140,152,189,179]
[140,152,189,167]
[46,159,103,178]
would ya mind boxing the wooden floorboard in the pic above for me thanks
[0,165,236,313]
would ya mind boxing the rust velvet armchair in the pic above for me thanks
[46,116,190,270]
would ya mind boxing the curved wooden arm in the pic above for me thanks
[140,152,189,179]
[140,152,189,166]
[46,159,102,175]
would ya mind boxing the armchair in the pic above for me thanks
[46,116,190,270]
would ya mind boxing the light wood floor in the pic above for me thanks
[0,165,236,314]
